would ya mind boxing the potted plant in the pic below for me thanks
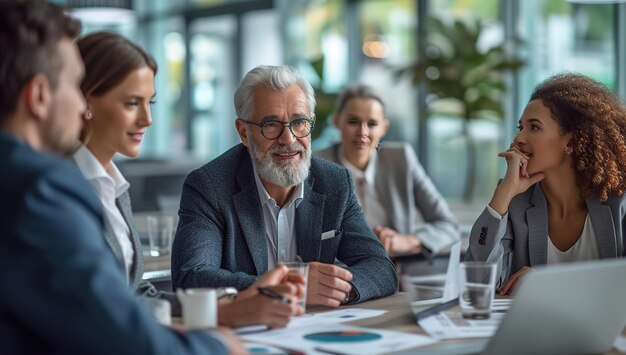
[397,16,525,201]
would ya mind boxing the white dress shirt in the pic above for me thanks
[253,168,304,269]
[73,145,133,279]
[339,149,389,229]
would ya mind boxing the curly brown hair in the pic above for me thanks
[530,73,626,202]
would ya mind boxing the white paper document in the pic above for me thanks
[614,335,626,352]
[442,241,461,301]
[289,308,387,328]
[235,308,386,335]
[419,310,506,339]
[242,323,436,355]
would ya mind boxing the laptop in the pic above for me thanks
[410,258,626,355]
[483,259,626,355]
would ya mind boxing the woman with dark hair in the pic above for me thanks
[316,84,460,256]
[73,32,303,328]
[466,73,626,295]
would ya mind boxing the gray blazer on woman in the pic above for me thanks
[465,183,626,287]
[316,142,460,254]
[104,191,181,314]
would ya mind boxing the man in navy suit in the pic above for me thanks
[172,65,397,307]
[0,2,243,354]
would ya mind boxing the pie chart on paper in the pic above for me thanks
[303,330,382,343]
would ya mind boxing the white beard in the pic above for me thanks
[247,136,311,187]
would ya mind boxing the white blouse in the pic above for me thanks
[73,145,133,280]
[547,214,599,264]
[339,148,389,229]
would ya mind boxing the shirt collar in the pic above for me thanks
[73,144,129,197]
[339,145,377,185]
[252,165,304,209]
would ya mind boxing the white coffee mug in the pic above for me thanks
[176,288,217,329]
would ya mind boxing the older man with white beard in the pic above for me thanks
[172,65,397,307]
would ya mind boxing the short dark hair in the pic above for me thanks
[77,31,158,143]
[334,84,386,116]
[0,1,81,124]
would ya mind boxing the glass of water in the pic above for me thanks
[281,261,309,312]
[458,262,497,319]
[147,214,176,256]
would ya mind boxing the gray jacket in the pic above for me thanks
[104,191,180,315]
[172,144,397,304]
[316,142,460,254]
[465,183,626,287]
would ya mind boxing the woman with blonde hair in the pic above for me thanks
[316,84,460,256]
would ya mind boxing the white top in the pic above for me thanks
[253,167,304,269]
[547,214,599,263]
[486,206,600,264]
[73,145,133,279]
[340,148,389,229]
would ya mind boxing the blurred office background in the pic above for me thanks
[55,0,626,225]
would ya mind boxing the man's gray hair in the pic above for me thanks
[234,65,316,121]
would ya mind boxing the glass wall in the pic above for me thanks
[517,0,616,111]
[357,0,419,150]
[425,0,502,203]
[67,0,625,209]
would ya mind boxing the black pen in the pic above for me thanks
[257,287,291,304]
[415,297,459,321]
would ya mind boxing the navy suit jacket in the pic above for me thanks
[172,144,397,303]
[0,133,225,354]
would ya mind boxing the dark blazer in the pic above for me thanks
[465,183,626,287]
[172,144,397,303]
[316,142,460,254]
[0,133,225,354]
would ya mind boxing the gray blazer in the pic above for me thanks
[104,191,180,315]
[172,144,397,304]
[316,142,460,254]
[465,183,626,287]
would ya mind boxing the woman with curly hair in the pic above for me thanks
[465,73,626,295]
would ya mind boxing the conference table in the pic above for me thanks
[304,292,626,355]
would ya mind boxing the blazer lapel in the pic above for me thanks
[587,197,617,258]
[527,185,548,266]
[296,174,325,262]
[233,158,268,275]
[102,216,125,268]
[116,192,142,285]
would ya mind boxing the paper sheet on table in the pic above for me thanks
[242,323,436,355]
[245,342,289,355]
[288,308,386,328]
[235,308,386,335]
[419,310,506,339]
[442,241,461,301]
[614,335,626,352]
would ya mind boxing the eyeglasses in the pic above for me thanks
[238,117,314,140]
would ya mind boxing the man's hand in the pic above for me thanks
[218,265,305,328]
[218,283,301,328]
[373,226,421,256]
[307,262,353,307]
[498,266,533,296]
[238,264,305,301]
